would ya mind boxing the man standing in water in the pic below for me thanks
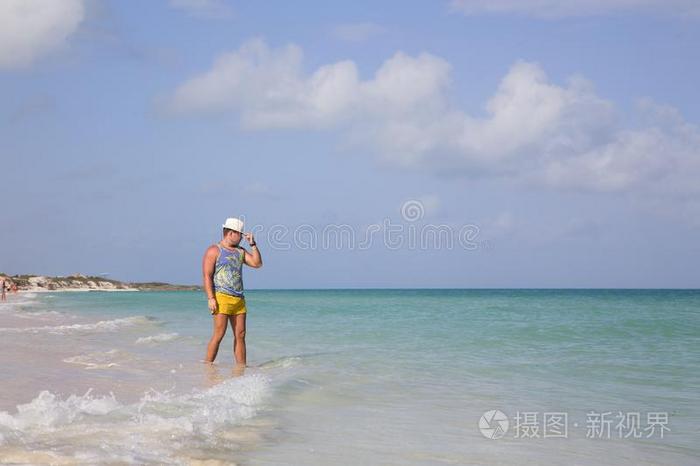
[202,217,263,366]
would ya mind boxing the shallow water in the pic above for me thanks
[0,289,698,465]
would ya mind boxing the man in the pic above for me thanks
[0,279,6,301]
[202,217,262,366]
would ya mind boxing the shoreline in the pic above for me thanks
[16,288,141,293]
[1,274,200,293]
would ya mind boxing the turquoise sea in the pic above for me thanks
[0,289,698,465]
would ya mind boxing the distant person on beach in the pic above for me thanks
[1,279,6,301]
[202,217,263,366]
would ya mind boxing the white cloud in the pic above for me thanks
[528,99,700,194]
[449,0,700,18]
[164,39,700,200]
[169,0,233,19]
[332,22,386,42]
[165,38,450,130]
[0,0,85,69]
[367,61,618,178]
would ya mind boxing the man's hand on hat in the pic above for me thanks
[244,232,256,246]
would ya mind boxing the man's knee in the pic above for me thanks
[235,328,246,340]
[212,328,227,341]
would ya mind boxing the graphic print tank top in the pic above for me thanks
[213,244,244,297]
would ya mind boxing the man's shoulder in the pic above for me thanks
[205,244,220,255]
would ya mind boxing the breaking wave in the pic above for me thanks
[135,332,180,345]
[0,316,159,335]
[0,373,271,463]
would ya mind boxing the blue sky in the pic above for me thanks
[1,0,699,288]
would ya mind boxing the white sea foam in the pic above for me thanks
[0,389,121,431]
[257,355,303,369]
[62,349,135,370]
[0,374,271,462]
[134,332,180,345]
[13,310,66,319]
[0,315,159,334]
[135,373,270,435]
[0,293,39,312]
[0,292,77,323]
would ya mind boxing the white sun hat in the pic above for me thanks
[222,217,244,232]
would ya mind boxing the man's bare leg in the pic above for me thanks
[229,313,247,366]
[205,314,229,362]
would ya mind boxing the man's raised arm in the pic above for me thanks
[243,233,263,268]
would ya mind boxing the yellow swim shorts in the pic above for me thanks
[212,292,247,316]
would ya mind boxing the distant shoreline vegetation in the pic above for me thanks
[0,273,200,292]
